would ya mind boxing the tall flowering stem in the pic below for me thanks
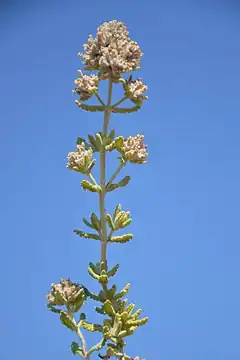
[100,78,113,265]
[47,20,148,360]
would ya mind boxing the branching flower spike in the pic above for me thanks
[47,20,148,360]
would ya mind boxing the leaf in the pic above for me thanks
[105,136,124,152]
[75,100,105,112]
[82,217,95,230]
[111,105,141,114]
[108,129,115,141]
[107,264,120,278]
[113,204,121,221]
[95,133,103,148]
[95,306,105,315]
[126,303,135,316]
[107,285,117,299]
[47,304,61,314]
[99,270,108,284]
[130,308,142,320]
[81,180,101,193]
[106,176,131,192]
[60,311,77,331]
[73,288,86,312]
[90,213,101,231]
[103,300,115,317]
[88,266,100,281]
[81,321,103,332]
[106,214,115,231]
[71,342,83,356]
[110,234,133,243]
[114,283,131,300]
[126,317,148,327]
[74,230,100,240]
[88,135,98,151]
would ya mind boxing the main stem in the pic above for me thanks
[100,78,113,266]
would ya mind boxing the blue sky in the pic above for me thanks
[1,1,240,359]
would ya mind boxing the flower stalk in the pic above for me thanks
[47,20,148,360]
[100,78,113,266]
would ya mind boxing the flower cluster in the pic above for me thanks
[79,20,143,79]
[73,71,99,101]
[67,142,93,173]
[121,134,148,164]
[124,78,148,102]
[47,279,83,307]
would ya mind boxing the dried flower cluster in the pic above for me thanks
[79,20,143,79]
[73,71,99,100]
[47,279,84,307]
[67,142,93,173]
[121,134,148,164]
[47,20,149,360]
[124,78,148,102]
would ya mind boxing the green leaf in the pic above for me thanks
[110,234,133,243]
[107,285,117,299]
[95,133,103,148]
[47,304,61,314]
[88,135,98,151]
[108,129,115,141]
[106,213,115,231]
[103,300,115,317]
[111,105,141,114]
[81,180,101,193]
[113,204,121,221]
[75,100,105,112]
[90,213,101,231]
[81,321,103,332]
[126,317,148,327]
[114,283,131,299]
[88,266,100,280]
[106,176,131,192]
[107,264,120,277]
[60,311,77,331]
[74,230,100,240]
[95,306,105,315]
[82,217,95,230]
[126,303,135,316]
[71,342,83,356]
[99,270,108,284]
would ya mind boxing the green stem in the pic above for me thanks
[99,78,113,266]
[112,96,127,108]
[106,162,125,188]
[76,327,89,359]
[95,93,106,106]
[87,172,97,186]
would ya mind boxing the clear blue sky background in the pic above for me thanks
[1,1,240,359]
